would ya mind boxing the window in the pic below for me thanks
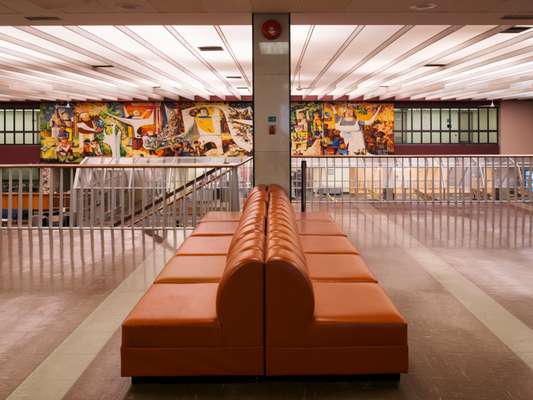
[393,106,498,145]
[0,107,40,145]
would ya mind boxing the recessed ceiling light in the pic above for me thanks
[198,46,224,52]
[424,63,446,67]
[236,87,248,90]
[92,65,114,69]
[226,76,242,79]
[116,2,143,10]
[409,2,438,11]
[501,15,533,20]
[379,85,390,88]
[24,16,61,21]
[501,26,531,34]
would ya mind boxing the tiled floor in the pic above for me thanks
[2,203,533,399]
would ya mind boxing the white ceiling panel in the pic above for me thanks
[1,23,533,101]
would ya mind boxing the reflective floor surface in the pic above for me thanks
[1,203,533,399]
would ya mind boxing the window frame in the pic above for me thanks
[0,106,40,145]
[393,106,499,145]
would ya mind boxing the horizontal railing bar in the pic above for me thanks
[0,157,253,169]
[292,155,533,159]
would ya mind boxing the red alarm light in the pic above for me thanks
[261,19,282,40]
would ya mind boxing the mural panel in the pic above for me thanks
[40,101,253,162]
[290,102,395,155]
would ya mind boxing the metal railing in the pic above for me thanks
[292,155,533,205]
[1,157,253,232]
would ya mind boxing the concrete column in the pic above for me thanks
[253,13,291,192]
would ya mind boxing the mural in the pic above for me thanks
[39,100,393,161]
[291,102,395,155]
[40,101,253,162]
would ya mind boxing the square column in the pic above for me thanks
[253,13,291,192]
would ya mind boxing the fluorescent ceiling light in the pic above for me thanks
[198,46,224,51]
[24,16,61,21]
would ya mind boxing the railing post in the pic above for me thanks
[301,160,307,213]
[229,166,240,212]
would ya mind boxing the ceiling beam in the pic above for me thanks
[317,25,414,97]
[301,25,364,96]
[344,25,464,99]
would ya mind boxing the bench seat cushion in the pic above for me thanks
[306,254,377,282]
[297,220,346,236]
[191,221,239,236]
[155,255,226,283]
[176,236,233,255]
[300,235,359,254]
[311,282,407,347]
[294,211,332,221]
[201,211,242,222]
[122,284,220,348]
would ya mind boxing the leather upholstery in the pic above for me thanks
[294,211,333,221]
[155,255,226,283]
[265,184,408,376]
[306,254,377,283]
[122,283,219,348]
[297,220,347,236]
[200,211,242,222]
[191,221,239,236]
[122,184,407,378]
[300,235,359,254]
[176,235,233,255]
[122,185,267,377]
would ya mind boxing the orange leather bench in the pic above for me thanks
[159,186,267,282]
[265,185,407,376]
[121,186,266,376]
[122,184,407,378]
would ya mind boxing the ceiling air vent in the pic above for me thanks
[24,16,61,21]
[198,46,224,51]
[501,15,533,20]
[236,87,248,90]
[424,63,446,67]
[226,76,242,79]
[501,26,532,33]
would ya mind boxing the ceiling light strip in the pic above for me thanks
[0,30,138,88]
[165,25,241,99]
[214,25,252,89]
[343,25,463,97]
[116,25,228,99]
[291,25,315,90]
[397,26,533,91]
[16,26,160,88]
[303,25,365,96]
[358,25,513,99]
[391,46,533,99]
[0,44,159,101]
[66,26,203,99]
[319,25,414,97]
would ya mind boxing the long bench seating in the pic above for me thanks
[121,184,407,378]
[265,185,407,375]
[121,186,267,377]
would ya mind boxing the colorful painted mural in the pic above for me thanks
[39,100,393,161]
[291,102,395,155]
[40,101,253,162]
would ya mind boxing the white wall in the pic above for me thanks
[500,100,533,154]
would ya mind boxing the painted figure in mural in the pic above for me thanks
[77,112,102,137]
[336,105,382,155]
[56,136,73,162]
[82,139,93,155]
[105,108,155,150]
[190,107,223,155]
